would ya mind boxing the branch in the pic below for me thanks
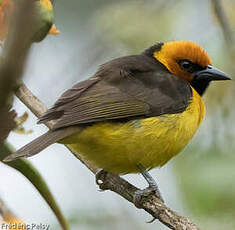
[15,83,200,230]
[0,0,35,142]
[211,0,234,45]
[0,0,34,108]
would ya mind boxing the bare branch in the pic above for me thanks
[15,83,200,230]
[211,0,234,45]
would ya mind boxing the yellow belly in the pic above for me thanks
[61,88,205,174]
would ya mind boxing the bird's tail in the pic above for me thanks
[3,126,83,162]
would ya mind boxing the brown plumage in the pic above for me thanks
[38,54,192,129]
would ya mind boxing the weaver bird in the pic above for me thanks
[4,41,230,203]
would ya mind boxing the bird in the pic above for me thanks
[4,41,231,203]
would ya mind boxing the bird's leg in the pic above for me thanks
[133,164,164,209]
[137,164,163,200]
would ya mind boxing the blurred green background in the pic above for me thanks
[1,0,235,229]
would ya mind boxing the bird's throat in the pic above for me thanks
[190,79,210,96]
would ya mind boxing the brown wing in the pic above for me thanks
[38,55,192,130]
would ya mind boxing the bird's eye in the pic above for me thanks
[178,60,194,73]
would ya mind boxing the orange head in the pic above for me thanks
[154,41,212,81]
[145,41,231,95]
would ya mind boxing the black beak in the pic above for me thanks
[193,65,231,81]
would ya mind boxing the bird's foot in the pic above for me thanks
[133,184,164,209]
[95,169,109,191]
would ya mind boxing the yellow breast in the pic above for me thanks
[62,87,205,174]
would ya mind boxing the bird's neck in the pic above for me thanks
[190,79,210,96]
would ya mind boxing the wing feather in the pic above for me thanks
[38,55,192,130]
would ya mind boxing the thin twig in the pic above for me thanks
[211,0,235,76]
[15,83,200,230]
[211,0,233,45]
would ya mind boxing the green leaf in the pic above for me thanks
[0,142,70,230]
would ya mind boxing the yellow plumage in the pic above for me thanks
[61,87,205,174]
[3,40,230,185]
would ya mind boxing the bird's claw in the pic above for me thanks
[133,186,164,209]
[95,169,108,190]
